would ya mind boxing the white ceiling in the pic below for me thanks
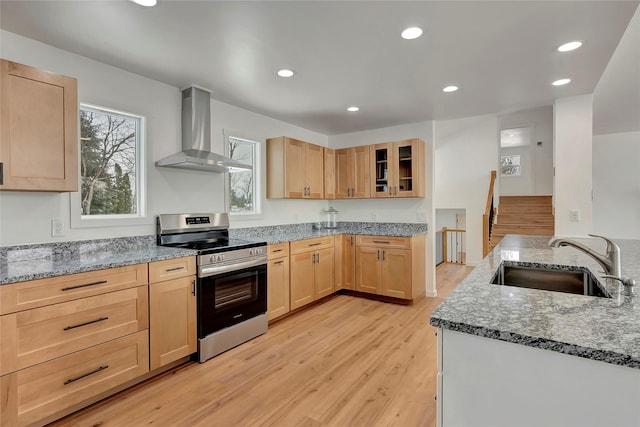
[1,1,638,135]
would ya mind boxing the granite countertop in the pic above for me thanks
[430,234,640,369]
[230,221,427,244]
[0,236,196,285]
[0,221,427,285]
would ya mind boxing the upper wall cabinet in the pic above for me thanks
[267,136,324,199]
[323,147,336,199]
[335,145,370,199]
[370,139,424,198]
[0,59,78,192]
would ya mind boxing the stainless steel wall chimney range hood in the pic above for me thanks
[155,86,252,173]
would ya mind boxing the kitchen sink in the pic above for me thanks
[491,262,611,298]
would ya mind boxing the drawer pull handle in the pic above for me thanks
[64,316,109,331]
[165,266,185,272]
[309,243,322,246]
[64,365,109,385]
[373,240,390,244]
[272,249,284,253]
[61,280,107,291]
[274,260,284,265]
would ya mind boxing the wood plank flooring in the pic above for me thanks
[51,264,474,427]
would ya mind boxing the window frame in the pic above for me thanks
[70,103,149,229]
[224,131,262,220]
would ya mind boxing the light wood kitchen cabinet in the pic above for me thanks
[266,136,324,199]
[0,330,149,427]
[0,263,150,426]
[289,236,335,309]
[267,242,290,321]
[336,234,356,290]
[355,235,425,300]
[370,139,424,198]
[335,146,370,199]
[0,59,78,192]
[324,147,336,199]
[149,257,197,371]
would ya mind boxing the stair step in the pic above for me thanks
[491,225,554,237]
[499,195,552,206]
[497,214,554,225]
[498,205,552,215]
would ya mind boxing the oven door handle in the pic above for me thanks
[199,257,267,277]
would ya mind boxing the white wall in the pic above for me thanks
[434,114,499,265]
[328,122,436,296]
[0,31,328,245]
[499,106,554,195]
[553,95,593,237]
[593,131,640,239]
[435,209,465,231]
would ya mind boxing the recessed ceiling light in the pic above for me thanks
[401,27,423,40]
[552,78,571,86]
[347,106,360,112]
[130,0,157,6]
[277,68,295,78]
[442,85,459,93]
[557,41,583,52]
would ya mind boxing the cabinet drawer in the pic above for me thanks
[0,264,148,315]
[290,236,334,254]
[267,242,289,260]
[0,330,149,427]
[356,236,411,249]
[149,257,196,283]
[1,286,148,375]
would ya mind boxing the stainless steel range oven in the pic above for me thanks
[157,213,267,362]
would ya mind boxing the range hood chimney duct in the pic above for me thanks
[155,86,252,173]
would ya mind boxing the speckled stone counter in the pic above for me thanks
[230,221,428,244]
[430,234,640,369]
[0,236,196,285]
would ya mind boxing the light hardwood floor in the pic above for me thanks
[51,264,474,427]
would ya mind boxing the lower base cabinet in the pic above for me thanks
[0,331,149,426]
[149,276,197,370]
[267,243,290,321]
[355,235,425,300]
[290,237,335,310]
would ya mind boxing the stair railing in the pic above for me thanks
[482,170,497,257]
[437,227,467,265]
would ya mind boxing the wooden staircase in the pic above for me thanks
[490,196,554,247]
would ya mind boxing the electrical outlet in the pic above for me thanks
[417,212,428,222]
[371,212,378,222]
[51,219,64,237]
[569,209,580,222]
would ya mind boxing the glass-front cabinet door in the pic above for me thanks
[370,139,424,198]
[372,142,392,198]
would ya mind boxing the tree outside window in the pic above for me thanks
[79,105,142,216]
[228,136,259,215]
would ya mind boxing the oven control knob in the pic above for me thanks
[209,255,216,263]
[217,254,224,262]
[249,249,255,256]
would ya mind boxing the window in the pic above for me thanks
[72,104,146,226]
[501,155,521,176]
[227,136,260,216]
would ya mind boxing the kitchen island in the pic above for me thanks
[430,234,640,427]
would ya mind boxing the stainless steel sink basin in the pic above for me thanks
[491,262,610,298]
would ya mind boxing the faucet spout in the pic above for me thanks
[548,234,621,278]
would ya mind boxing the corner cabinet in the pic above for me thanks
[148,257,197,371]
[370,139,424,198]
[355,235,425,300]
[266,136,324,199]
[267,242,290,321]
[0,59,78,192]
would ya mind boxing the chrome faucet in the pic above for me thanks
[548,234,621,277]
[548,234,635,296]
